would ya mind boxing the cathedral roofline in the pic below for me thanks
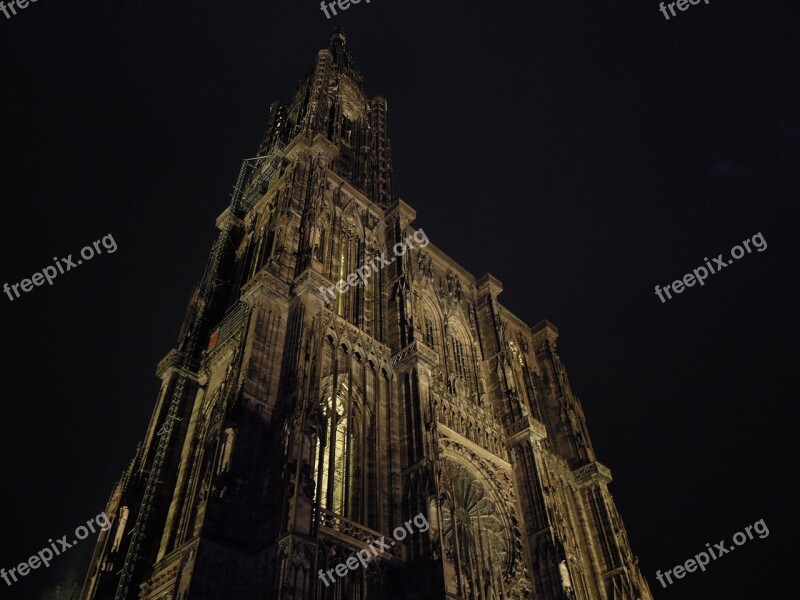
[419,239,477,285]
[386,198,416,222]
[477,273,503,296]
[533,319,559,335]
[410,224,550,337]
[532,320,560,344]
[500,305,532,333]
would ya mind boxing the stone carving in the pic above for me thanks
[417,252,434,282]
[439,269,464,306]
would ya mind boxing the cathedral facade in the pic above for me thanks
[81,31,652,600]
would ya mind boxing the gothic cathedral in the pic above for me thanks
[80,31,653,600]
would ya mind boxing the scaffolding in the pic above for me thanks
[113,156,266,600]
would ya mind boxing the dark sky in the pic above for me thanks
[1,0,797,598]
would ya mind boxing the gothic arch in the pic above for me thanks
[418,293,444,351]
[445,316,478,400]
[312,374,371,521]
[339,197,364,238]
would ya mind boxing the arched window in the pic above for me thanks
[452,338,468,380]
[314,379,364,518]
[331,224,363,324]
[424,317,436,349]
[318,393,348,515]
[419,298,442,352]
[447,320,476,399]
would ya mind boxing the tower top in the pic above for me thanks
[331,26,346,45]
[329,27,356,75]
[253,31,393,207]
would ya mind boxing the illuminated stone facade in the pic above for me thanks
[81,30,652,600]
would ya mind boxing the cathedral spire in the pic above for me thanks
[330,26,348,63]
[328,26,361,82]
[254,31,391,206]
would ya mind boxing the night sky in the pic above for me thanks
[1,0,798,598]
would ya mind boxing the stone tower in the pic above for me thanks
[80,30,652,600]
